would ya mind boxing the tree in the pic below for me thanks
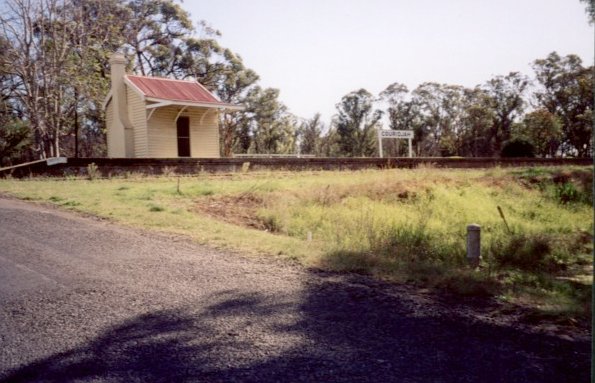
[532,52,593,157]
[0,119,30,166]
[123,0,192,77]
[298,113,323,155]
[0,0,131,159]
[0,0,75,158]
[379,82,420,156]
[517,109,563,157]
[335,89,382,157]
[216,50,259,157]
[241,86,296,154]
[482,72,529,156]
[411,83,466,156]
[61,0,130,157]
[318,126,340,157]
[455,87,497,157]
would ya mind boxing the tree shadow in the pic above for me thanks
[1,275,589,383]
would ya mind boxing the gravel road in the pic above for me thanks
[0,197,589,382]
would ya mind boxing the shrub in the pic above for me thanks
[260,213,282,232]
[501,138,535,157]
[555,182,580,204]
[162,166,176,177]
[86,162,99,180]
[149,204,164,212]
[491,233,554,271]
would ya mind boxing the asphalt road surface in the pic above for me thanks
[0,197,589,382]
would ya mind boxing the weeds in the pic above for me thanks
[149,204,164,212]
[490,233,553,271]
[86,163,99,180]
[162,166,176,177]
[555,182,580,204]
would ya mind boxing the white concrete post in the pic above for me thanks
[378,128,383,158]
[466,224,481,267]
[408,138,413,158]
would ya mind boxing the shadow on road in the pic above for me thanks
[0,273,589,383]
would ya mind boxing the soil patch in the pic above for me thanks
[194,193,267,230]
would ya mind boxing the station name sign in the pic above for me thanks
[380,130,414,139]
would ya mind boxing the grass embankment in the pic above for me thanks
[0,166,592,323]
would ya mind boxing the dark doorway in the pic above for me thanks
[177,117,191,157]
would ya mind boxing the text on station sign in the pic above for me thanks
[380,130,414,139]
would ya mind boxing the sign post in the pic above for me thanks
[378,129,414,158]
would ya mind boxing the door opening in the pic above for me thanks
[177,117,190,157]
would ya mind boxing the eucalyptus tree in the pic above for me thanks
[215,50,260,156]
[239,86,297,155]
[62,0,130,157]
[0,0,78,158]
[458,88,495,157]
[0,36,30,165]
[123,0,193,77]
[318,126,341,157]
[298,113,323,155]
[379,82,419,156]
[517,109,563,157]
[532,52,593,157]
[482,72,529,155]
[335,89,382,157]
[411,83,466,156]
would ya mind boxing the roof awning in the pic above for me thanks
[145,97,244,111]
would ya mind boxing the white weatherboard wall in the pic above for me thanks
[147,106,220,158]
[190,109,220,158]
[127,86,148,157]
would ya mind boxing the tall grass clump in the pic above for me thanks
[490,233,553,271]
[86,162,99,180]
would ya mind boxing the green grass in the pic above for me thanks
[0,166,592,322]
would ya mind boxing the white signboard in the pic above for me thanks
[378,130,414,158]
[380,130,414,139]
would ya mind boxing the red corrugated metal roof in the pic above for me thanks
[126,75,221,104]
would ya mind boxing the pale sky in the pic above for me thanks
[187,0,594,124]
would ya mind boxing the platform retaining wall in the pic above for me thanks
[0,157,591,178]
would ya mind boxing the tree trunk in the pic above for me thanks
[74,89,79,158]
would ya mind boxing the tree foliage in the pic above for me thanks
[335,89,382,157]
[482,72,529,155]
[298,113,323,155]
[532,52,593,157]
[517,109,563,157]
